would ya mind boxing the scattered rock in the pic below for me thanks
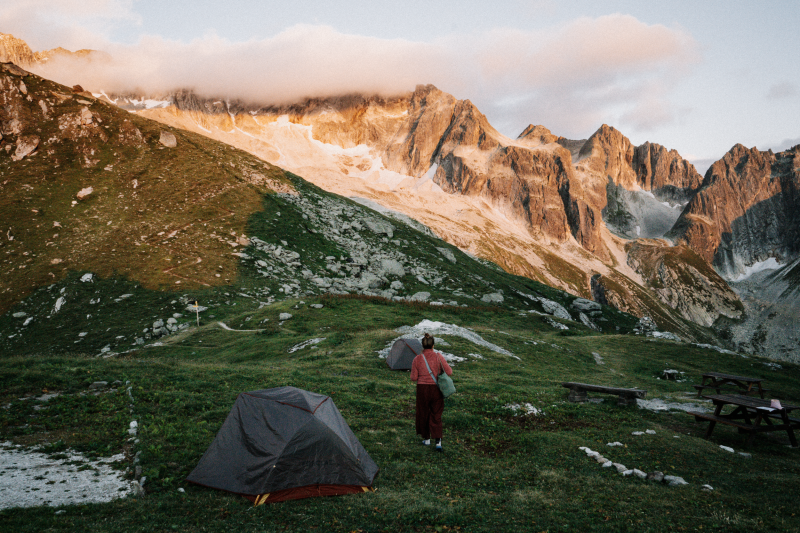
[592,352,604,365]
[390,280,403,290]
[481,292,504,304]
[578,312,600,331]
[436,247,456,263]
[12,312,26,318]
[571,298,601,312]
[310,304,324,309]
[76,187,93,200]
[79,107,93,125]
[409,292,430,302]
[89,381,108,390]
[633,316,658,335]
[159,131,177,148]
[719,445,734,453]
[701,484,714,491]
[279,313,292,321]
[645,430,656,435]
[364,218,394,238]
[664,475,688,487]
[539,298,571,320]
[545,317,569,330]
[613,463,627,473]
[130,480,145,496]
[80,273,94,282]
[632,469,647,479]
[11,135,40,161]
[607,442,623,447]
[379,259,405,277]
[1,63,29,76]
[646,471,665,482]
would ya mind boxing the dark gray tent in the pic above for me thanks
[386,338,422,370]
[186,386,379,504]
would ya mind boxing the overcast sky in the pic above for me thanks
[2,0,799,172]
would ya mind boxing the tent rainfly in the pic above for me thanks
[385,338,422,370]
[186,386,379,504]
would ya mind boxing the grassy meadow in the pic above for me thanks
[2,295,799,532]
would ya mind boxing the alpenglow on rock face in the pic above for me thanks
[668,144,800,280]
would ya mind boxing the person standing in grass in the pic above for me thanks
[410,333,453,452]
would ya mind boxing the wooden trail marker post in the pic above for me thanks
[194,301,200,327]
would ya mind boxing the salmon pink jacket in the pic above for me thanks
[410,349,453,385]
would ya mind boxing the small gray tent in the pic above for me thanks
[186,386,379,504]
[385,338,422,370]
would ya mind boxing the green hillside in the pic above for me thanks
[1,297,799,532]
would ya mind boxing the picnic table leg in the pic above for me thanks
[617,395,637,407]
[746,411,766,447]
[568,388,587,403]
[702,401,725,438]
[780,411,799,448]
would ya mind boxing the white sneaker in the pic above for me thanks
[422,439,430,446]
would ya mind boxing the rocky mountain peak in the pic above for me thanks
[632,141,702,201]
[577,124,637,189]
[0,33,36,67]
[669,143,800,277]
[517,124,559,146]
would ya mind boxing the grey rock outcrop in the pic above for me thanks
[538,298,571,320]
[436,247,456,263]
[481,292,504,304]
[364,218,394,238]
[571,298,601,312]
[379,259,405,277]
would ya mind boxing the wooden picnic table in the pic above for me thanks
[688,394,800,447]
[694,371,767,398]
[561,382,646,406]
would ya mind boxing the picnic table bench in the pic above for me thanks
[694,372,767,398]
[561,382,647,406]
[688,394,800,447]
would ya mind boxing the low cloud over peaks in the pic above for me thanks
[31,26,452,104]
[23,16,699,138]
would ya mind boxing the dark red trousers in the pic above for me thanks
[416,384,444,439]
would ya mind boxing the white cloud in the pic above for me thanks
[0,0,137,50]
[5,9,699,140]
